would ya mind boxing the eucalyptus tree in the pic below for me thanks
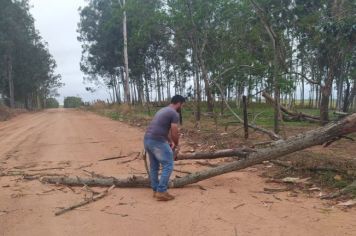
[0,0,62,109]
[292,0,355,123]
[78,0,168,104]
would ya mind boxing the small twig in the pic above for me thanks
[98,155,128,162]
[117,152,141,164]
[75,163,93,170]
[233,203,245,209]
[55,185,115,216]
[263,187,290,193]
[143,151,150,179]
[28,167,65,172]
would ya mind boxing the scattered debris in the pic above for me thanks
[75,163,94,170]
[272,195,282,201]
[102,212,128,217]
[333,175,342,181]
[233,203,245,209]
[307,187,321,192]
[287,192,298,197]
[28,167,65,172]
[198,185,207,191]
[98,155,128,162]
[263,187,290,193]
[55,185,115,216]
[337,200,356,207]
[282,177,310,184]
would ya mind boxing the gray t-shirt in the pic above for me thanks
[145,106,179,142]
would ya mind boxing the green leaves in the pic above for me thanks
[0,0,61,107]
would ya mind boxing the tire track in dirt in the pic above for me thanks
[0,112,53,161]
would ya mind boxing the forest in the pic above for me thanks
[0,0,62,110]
[78,0,355,133]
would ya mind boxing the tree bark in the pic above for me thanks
[42,113,356,188]
[320,82,332,125]
[345,78,356,112]
[178,147,255,160]
[243,95,249,139]
[122,0,131,103]
[6,54,15,108]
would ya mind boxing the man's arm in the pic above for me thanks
[170,123,179,146]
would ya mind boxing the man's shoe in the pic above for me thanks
[156,192,175,201]
[153,191,157,198]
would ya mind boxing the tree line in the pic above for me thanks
[0,0,62,109]
[78,0,355,131]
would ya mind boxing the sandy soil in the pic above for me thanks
[0,109,355,236]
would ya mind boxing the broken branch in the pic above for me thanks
[55,185,115,216]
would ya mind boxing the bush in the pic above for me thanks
[45,98,59,108]
[64,96,83,108]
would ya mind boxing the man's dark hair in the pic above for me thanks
[171,95,186,104]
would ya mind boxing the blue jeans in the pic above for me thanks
[144,137,174,192]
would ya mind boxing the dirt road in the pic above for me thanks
[0,109,355,236]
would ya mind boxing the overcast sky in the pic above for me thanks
[30,0,110,104]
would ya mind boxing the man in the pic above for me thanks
[144,95,185,201]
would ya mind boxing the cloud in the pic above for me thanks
[29,0,109,104]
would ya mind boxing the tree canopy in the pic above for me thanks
[0,0,62,109]
[78,0,356,128]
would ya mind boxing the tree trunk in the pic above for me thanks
[320,76,333,125]
[342,78,351,112]
[200,58,214,112]
[193,50,201,123]
[273,71,281,134]
[122,0,131,103]
[301,64,305,107]
[6,54,15,108]
[155,64,162,103]
[345,78,356,112]
[42,113,356,188]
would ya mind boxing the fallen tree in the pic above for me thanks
[177,147,256,160]
[262,92,320,122]
[42,113,356,188]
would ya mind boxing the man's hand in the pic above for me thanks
[169,142,179,160]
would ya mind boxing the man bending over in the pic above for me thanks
[144,95,185,201]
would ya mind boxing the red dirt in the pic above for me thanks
[0,109,355,236]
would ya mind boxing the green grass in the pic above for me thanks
[86,101,337,133]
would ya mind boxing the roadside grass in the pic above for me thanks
[85,100,338,130]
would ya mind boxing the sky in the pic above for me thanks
[29,0,110,104]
